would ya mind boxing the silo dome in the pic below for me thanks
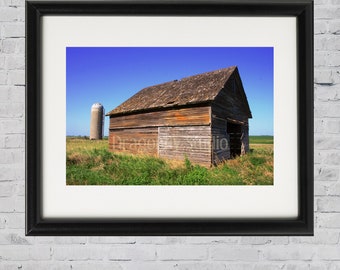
[90,103,104,140]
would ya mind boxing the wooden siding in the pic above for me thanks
[240,122,250,154]
[109,106,210,129]
[210,73,250,161]
[211,73,250,122]
[211,114,250,163]
[211,116,230,164]
[158,126,212,167]
[108,127,158,155]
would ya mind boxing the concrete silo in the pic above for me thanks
[90,103,104,140]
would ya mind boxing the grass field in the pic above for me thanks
[249,136,273,144]
[66,136,273,185]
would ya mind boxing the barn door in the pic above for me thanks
[227,122,242,157]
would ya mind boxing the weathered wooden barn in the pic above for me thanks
[106,66,252,167]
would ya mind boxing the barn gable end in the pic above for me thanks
[211,69,252,163]
[107,66,252,166]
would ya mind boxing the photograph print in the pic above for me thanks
[66,47,273,185]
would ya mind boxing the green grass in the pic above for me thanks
[66,137,273,185]
[249,135,273,144]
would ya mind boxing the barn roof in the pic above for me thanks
[107,66,250,117]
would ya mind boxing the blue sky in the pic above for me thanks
[66,47,273,136]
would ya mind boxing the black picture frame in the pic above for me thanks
[26,0,314,236]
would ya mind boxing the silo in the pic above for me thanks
[90,103,104,140]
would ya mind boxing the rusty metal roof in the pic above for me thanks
[107,66,238,116]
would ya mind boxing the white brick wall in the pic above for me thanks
[0,0,339,269]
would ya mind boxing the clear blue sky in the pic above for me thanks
[66,47,273,136]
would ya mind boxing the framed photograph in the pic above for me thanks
[26,0,314,235]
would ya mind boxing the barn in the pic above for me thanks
[106,66,252,167]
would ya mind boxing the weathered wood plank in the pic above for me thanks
[211,115,228,128]
[109,127,158,155]
[240,122,250,154]
[109,106,210,129]
[158,126,212,166]
[211,73,251,122]
[212,127,230,164]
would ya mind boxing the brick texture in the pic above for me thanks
[0,1,340,269]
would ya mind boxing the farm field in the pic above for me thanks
[66,136,273,185]
[249,135,273,144]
